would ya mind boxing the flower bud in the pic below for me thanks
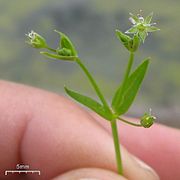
[26,30,47,49]
[55,30,78,57]
[140,113,156,128]
[116,30,132,51]
[56,47,72,56]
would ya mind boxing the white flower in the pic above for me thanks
[26,30,47,48]
[125,12,160,43]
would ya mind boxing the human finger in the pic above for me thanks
[0,80,158,180]
[92,113,180,180]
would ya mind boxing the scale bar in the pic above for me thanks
[5,170,40,175]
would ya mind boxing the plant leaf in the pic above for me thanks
[146,26,160,32]
[138,31,147,43]
[111,59,149,116]
[125,26,137,34]
[116,30,132,51]
[64,86,110,120]
[40,51,76,61]
[145,12,153,24]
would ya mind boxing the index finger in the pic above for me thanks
[92,112,180,180]
[0,80,116,179]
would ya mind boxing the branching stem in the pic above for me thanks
[75,57,123,175]
[75,58,111,114]
[118,117,142,127]
[121,52,134,91]
[46,46,56,52]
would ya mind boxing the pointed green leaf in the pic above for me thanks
[132,34,140,52]
[116,30,132,51]
[125,26,138,34]
[138,31,147,43]
[112,59,149,116]
[40,51,76,61]
[116,30,131,42]
[145,12,153,24]
[54,30,78,56]
[146,26,160,32]
[64,86,110,120]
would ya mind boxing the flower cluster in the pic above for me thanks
[115,12,159,52]
[26,30,78,61]
[125,12,160,42]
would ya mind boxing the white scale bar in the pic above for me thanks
[5,170,40,175]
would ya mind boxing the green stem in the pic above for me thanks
[75,58,111,114]
[118,117,142,127]
[75,57,123,175]
[46,46,56,52]
[111,119,123,175]
[121,52,134,90]
[109,52,134,174]
[113,52,134,107]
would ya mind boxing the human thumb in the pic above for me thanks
[52,168,127,180]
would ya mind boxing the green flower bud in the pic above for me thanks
[56,47,72,56]
[26,30,47,49]
[140,113,156,128]
[55,30,78,57]
[116,30,132,51]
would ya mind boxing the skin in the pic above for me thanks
[0,80,179,180]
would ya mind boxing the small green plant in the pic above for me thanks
[26,11,159,175]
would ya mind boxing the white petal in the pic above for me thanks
[129,17,136,24]
[138,16,144,22]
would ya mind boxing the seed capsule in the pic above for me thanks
[140,113,156,128]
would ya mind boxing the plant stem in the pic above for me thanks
[75,58,111,114]
[113,52,134,108]
[118,117,142,127]
[46,46,56,52]
[75,57,123,175]
[121,52,134,90]
[111,119,123,175]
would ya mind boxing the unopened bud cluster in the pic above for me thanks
[26,30,78,61]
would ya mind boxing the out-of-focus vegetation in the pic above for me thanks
[0,0,180,127]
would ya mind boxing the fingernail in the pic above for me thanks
[133,157,160,180]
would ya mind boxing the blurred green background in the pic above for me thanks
[0,0,179,127]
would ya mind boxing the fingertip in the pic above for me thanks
[52,168,127,180]
[122,148,160,180]
[132,156,160,180]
